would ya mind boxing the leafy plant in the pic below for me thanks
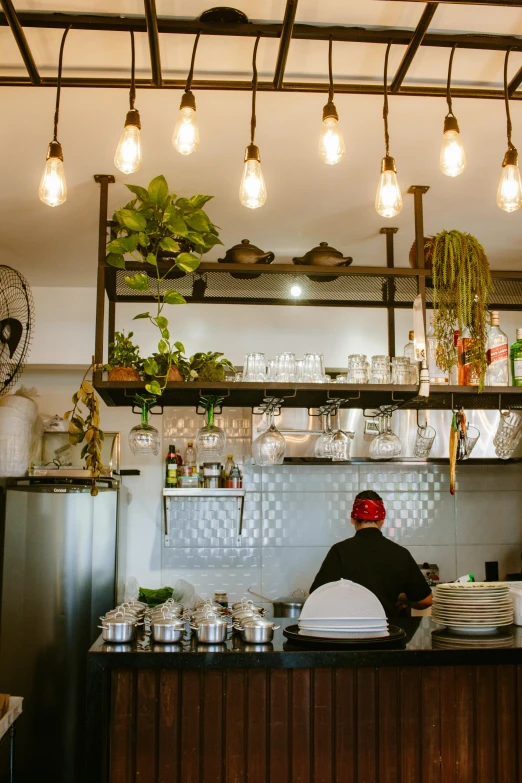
[431,230,492,390]
[104,330,142,371]
[64,365,104,496]
[106,175,222,396]
[143,344,190,385]
[189,351,235,382]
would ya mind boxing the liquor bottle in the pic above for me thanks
[457,327,480,386]
[511,329,522,386]
[224,454,235,479]
[165,444,178,488]
[184,442,197,473]
[426,314,448,385]
[404,329,421,374]
[486,311,509,386]
[449,329,459,385]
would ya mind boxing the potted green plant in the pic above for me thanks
[105,175,222,397]
[188,351,235,382]
[431,229,492,390]
[143,343,190,385]
[104,330,142,381]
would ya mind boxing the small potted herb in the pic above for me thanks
[188,351,235,382]
[143,343,189,385]
[104,330,142,381]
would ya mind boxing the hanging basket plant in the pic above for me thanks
[431,230,492,390]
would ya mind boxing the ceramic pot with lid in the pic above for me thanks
[218,239,275,279]
[293,242,353,282]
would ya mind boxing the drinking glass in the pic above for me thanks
[295,359,305,382]
[129,400,160,456]
[369,416,402,460]
[334,374,348,383]
[275,352,296,382]
[303,353,325,382]
[252,412,286,465]
[347,354,369,384]
[243,353,266,382]
[462,425,480,460]
[314,414,334,457]
[494,410,522,459]
[330,430,354,461]
[266,359,277,381]
[370,355,391,384]
[413,424,436,458]
[392,357,413,385]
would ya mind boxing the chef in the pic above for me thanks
[310,490,433,617]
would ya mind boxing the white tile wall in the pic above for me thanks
[455,492,522,545]
[456,545,521,581]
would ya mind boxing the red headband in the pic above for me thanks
[352,498,386,522]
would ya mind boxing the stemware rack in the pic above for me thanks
[91,175,522,414]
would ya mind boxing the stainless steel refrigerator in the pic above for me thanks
[0,477,119,783]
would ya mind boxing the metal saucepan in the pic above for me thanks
[248,587,307,618]
[98,621,135,643]
[190,616,229,644]
[151,618,186,644]
[234,621,280,644]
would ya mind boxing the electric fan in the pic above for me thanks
[0,265,34,396]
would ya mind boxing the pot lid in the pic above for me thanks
[152,617,185,627]
[307,242,343,256]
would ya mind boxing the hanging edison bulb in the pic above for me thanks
[239,144,267,209]
[375,156,402,218]
[173,91,199,155]
[497,148,522,212]
[318,102,345,165]
[440,115,466,177]
[39,141,67,207]
[114,109,142,174]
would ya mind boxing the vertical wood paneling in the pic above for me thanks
[158,671,180,783]
[475,666,497,783]
[110,670,134,783]
[454,666,475,783]
[334,668,356,783]
[356,668,377,783]
[517,665,522,783]
[421,667,441,783]
[180,670,201,783]
[313,669,333,783]
[399,667,421,783]
[224,670,246,783]
[290,669,311,783]
[439,667,456,783]
[269,670,290,783]
[496,665,517,783]
[246,669,268,783]
[378,667,399,783]
[136,670,159,783]
[201,671,224,783]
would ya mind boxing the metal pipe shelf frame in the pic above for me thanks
[92,175,522,411]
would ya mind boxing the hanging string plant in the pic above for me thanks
[431,230,492,390]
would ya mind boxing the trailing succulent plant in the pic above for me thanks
[65,367,104,496]
[431,230,492,390]
[106,175,222,396]
[104,330,142,372]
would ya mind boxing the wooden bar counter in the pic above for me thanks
[87,617,522,783]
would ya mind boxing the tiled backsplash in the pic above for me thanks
[161,453,522,604]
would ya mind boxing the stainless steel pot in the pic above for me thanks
[151,619,186,644]
[98,621,135,643]
[248,587,307,618]
[234,621,279,644]
[190,617,229,644]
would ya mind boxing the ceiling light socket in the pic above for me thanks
[502,147,519,167]
[322,101,339,121]
[46,140,63,161]
[180,90,196,111]
[381,155,397,174]
[244,143,260,162]
[125,109,141,129]
[443,114,460,134]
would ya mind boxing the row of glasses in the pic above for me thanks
[368,415,402,460]
[313,413,354,461]
[242,352,329,383]
[345,355,419,385]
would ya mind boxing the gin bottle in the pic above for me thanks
[486,311,509,386]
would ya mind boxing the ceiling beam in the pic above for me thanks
[1,12,522,52]
[0,0,40,84]
[273,0,298,90]
[390,3,438,92]
[143,0,162,86]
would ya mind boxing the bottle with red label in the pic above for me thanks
[457,327,481,386]
[486,311,509,386]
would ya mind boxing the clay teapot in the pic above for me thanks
[293,241,352,282]
[218,239,275,279]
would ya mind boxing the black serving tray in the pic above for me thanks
[283,624,407,648]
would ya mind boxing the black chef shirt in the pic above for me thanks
[310,528,432,618]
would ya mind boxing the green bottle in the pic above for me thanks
[510,329,522,386]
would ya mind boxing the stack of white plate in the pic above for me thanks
[298,579,388,639]
[432,582,514,635]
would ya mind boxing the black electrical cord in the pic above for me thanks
[185,31,201,93]
[250,35,261,145]
[129,29,136,110]
[446,43,457,118]
[328,36,334,104]
[383,41,392,157]
[504,48,514,151]
[53,24,72,141]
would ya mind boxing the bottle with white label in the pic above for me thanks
[511,328,522,387]
[426,313,449,385]
[486,311,509,386]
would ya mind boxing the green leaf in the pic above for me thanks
[107,238,132,255]
[189,194,213,209]
[154,316,168,329]
[167,214,189,237]
[201,233,223,248]
[133,312,151,320]
[164,290,187,305]
[146,253,157,267]
[148,175,169,206]
[158,340,168,354]
[186,212,210,233]
[175,197,193,210]
[174,341,185,353]
[124,273,149,292]
[175,252,200,273]
[186,232,207,248]
[106,253,126,269]
[159,237,181,253]
[119,208,147,232]
[125,184,151,203]
[122,234,139,252]
[144,358,159,376]
[161,328,170,340]
[145,381,162,396]
[138,232,150,247]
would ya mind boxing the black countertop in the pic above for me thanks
[88,617,522,669]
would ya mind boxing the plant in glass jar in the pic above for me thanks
[196,395,226,461]
[106,175,222,396]
[103,330,142,381]
[128,394,161,456]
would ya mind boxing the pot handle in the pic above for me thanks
[291,589,306,598]
[247,587,272,603]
